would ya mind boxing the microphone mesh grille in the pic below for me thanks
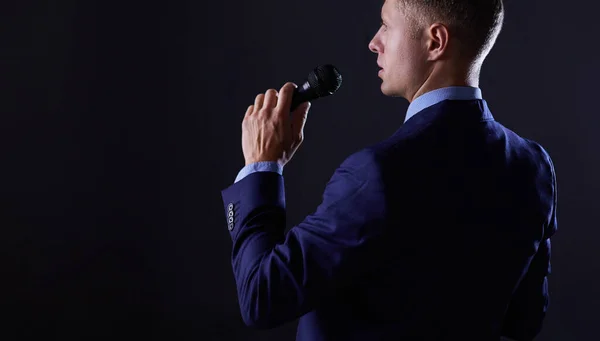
[310,65,342,97]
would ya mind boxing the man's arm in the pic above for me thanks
[501,153,558,341]
[220,150,386,329]
[500,238,552,341]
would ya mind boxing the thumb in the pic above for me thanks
[291,101,311,144]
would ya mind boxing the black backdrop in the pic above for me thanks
[2,0,599,340]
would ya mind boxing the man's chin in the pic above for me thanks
[380,83,403,98]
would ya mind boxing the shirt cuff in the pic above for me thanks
[234,161,283,183]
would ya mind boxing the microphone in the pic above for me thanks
[290,64,343,112]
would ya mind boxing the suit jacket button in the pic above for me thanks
[228,203,234,211]
[228,223,234,231]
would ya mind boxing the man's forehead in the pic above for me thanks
[381,0,396,18]
[381,0,396,16]
[381,0,388,16]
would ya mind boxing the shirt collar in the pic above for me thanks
[405,86,483,123]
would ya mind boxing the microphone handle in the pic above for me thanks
[290,80,314,112]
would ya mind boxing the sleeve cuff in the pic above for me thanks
[235,161,283,183]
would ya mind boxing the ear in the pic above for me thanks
[426,23,450,61]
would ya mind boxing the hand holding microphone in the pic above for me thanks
[241,65,342,167]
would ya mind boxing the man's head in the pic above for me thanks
[368,0,504,101]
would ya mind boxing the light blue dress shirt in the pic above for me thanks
[234,86,483,183]
[404,86,482,123]
[234,161,284,183]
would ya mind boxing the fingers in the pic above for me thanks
[253,89,278,113]
[244,105,254,118]
[263,89,278,109]
[254,94,265,110]
[276,82,297,112]
[291,101,311,145]
[250,83,296,117]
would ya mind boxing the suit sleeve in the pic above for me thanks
[220,150,386,329]
[500,153,558,341]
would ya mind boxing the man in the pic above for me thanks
[220,0,557,340]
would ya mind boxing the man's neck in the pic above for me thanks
[409,63,480,103]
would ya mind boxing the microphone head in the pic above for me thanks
[307,64,342,98]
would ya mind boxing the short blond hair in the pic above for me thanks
[397,0,504,61]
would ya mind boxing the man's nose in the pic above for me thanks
[368,38,379,53]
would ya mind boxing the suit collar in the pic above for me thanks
[387,99,495,143]
[405,86,483,123]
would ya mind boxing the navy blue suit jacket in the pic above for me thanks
[221,99,557,341]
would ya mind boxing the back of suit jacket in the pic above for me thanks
[221,98,557,341]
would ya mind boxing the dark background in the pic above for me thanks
[1,0,598,340]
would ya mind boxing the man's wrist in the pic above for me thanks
[245,158,282,167]
[235,161,283,183]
